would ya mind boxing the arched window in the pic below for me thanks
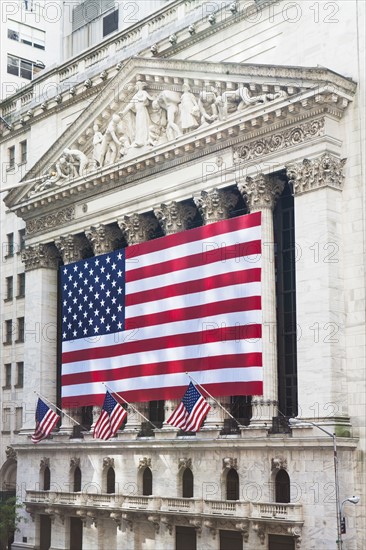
[43,466,50,491]
[106,467,115,494]
[226,468,239,501]
[275,469,290,503]
[73,466,82,492]
[142,467,152,496]
[182,468,193,498]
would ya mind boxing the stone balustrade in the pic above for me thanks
[25,490,302,522]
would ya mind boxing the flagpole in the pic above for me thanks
[185,372,243,427]
[34,391,82,427]
[102,383,157,430]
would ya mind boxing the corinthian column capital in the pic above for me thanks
[85,224,121,255]
[154,201,196,235]
[21,243,59,271]
[54,234,89,265]
[286,153,346,195]
[238,174,284,212]
[193,188,238,224]
[118,213,158,245]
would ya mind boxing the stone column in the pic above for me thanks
[20,243,60,433]
[54,235,89,432]
[286,153,348,425]
[193,188,239,431]
[117,213,159,434]
[84,224,122,431]
[237,174,284,426]
[153,201,196,430]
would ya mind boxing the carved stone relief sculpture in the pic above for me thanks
[179,84,200,133]
[120,81,155,147]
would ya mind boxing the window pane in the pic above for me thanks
[8,29,19,41]
[16,362,24,387]
[7,56,19,76]
[20,60,32,80]
[5,364,12,387]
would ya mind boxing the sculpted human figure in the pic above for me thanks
[220,85,288,119]
[92,124,103,167]
[63,147,89,176]
[120,81,154,147]
[198,86,221,124]
[153,90,182,141]
[99,114,122,166]
[32,157,73,194]
[179,84,200,133]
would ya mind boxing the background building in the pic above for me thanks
[1,1,365,549]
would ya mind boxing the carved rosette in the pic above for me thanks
[85,224,121,255]
[103,457,114,469]
[271,456,288,471]
[178,458,192,471]
[154,201,196,235]
[5,446,17,461]
[118,214,158,245]
[54,235,87,264]
[286,153,346,194]
[21,243,59,271]
[194,188,238,224]
[26,206,75,236]
[238,174,284,212]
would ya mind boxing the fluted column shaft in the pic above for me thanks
[238,175,284,424]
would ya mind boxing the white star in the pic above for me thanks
[95,292,100,300]
[111,280,116,287]
[94,309,100,316]
[63,284,67,290]
[84,278,88,285]
[73,297,77,304]
[100,316,105,324]
[68,307,72,313]
[73,265,78,272]
[106,290,111,297]
[100,283,105,290]
[83,312,88,318]
[78,321,82,327]
[78,288,83,295]
[63,268,68,274]
[95,259,99,266]
[73,313,77,321]
[117,270,123,277]
[89,319,93,326]
[111,314,116,322]
[89,285,93,292]
[89,268,94,276]
[68,323,72,329]
[79,272,83,279]
[63,332,67,339]
[73,281,78,288]
[112,297,116,304]
[94,326,99,333]
[106,256,111,263]
[73,330,77,337]
[106,324,111,331]
[117,287,122,294]
[89,302,93,308]
[111,263,116,270]
[83,328,88,335]
[101,266,105,273]
[78,304,82,311]
[63,300,67,306]
[95,276,100,283]
[117,322,122,329]
[100,299,105,307]
[106,307,111,314]
[106,273,111,281]
[84,262,89,269]
[83,295,88,302]
[68,291,72,297]
[68,274,73,281]
[63,316,67,322]
[117,305,122,312]
[117,252,123,260]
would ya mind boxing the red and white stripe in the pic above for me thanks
[31,409,60,444]
[167,397,211,432]
[93,407,127,440]
[62,212,262,407]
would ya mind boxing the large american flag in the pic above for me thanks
[61,212,262,407]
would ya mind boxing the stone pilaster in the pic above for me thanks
[20,244,60,434]
[286,154,348,424]
[153,201,196,235]
[84,224,121,255]
[238,174,284,425]
[193,188,238,224]
[117,213,158,245]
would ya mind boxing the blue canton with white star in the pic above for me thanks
[61,250,125,341]
[182,382,201,413]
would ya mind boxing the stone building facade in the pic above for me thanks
[0,1,365,549]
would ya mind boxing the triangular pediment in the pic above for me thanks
[5,56,356,208]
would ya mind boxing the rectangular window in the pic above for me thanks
[17,317,25,343]
[19,229,26,250]
[5,320,13,345]
[4,364,12,388]
[20,141,27,164]
[103,9,119,37]
[7,54,42,80]
[8,146,15,168]
[8,29,19,41]
[16,362,24,388]
[2,408,11,433]
[6,276,13,301]
[15,407,23,432]
[6,233,14,257]
[17,273,26,297]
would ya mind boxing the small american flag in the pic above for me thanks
[93,391,127,440]
[166,382,211,432]
[31,399,60,444]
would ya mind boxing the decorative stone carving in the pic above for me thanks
[26,206,75,236]
[122,512,134,531]
[70,457,80,469]
[189,518,202,534]
[110,512,122,530]
[233,119,325,162]
[271,456,287,471]
[203,519,217,538]
[286,152,346,194]
[235,521,249,542]
[40,457,50,469]
[160,516,173,535]
[85,224,121,255]
[253,522,266,545]
[194,188,238,224]
[5,446,17,461]
[178,458,192,470]
[21,244,59,271]
[30,157,74,194]
[103,457,114,469]
[188,24,195,35]
[118,213,158,245]
[92,124,103,167]
[198,87,222,124]
[120,81,155,148]
[154,201,196,235]
[148,514,160,533]
[54,235,88,265]
[169,33,177,44]
[138,457,151,470]
[152,90,182,141]
[179,84,200,133]
[221,85,287,119]
[238,174,284,212]
[150,44,158,56]
[63,148,89,177]
[223,457,238,470]
[99,114,126,166]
